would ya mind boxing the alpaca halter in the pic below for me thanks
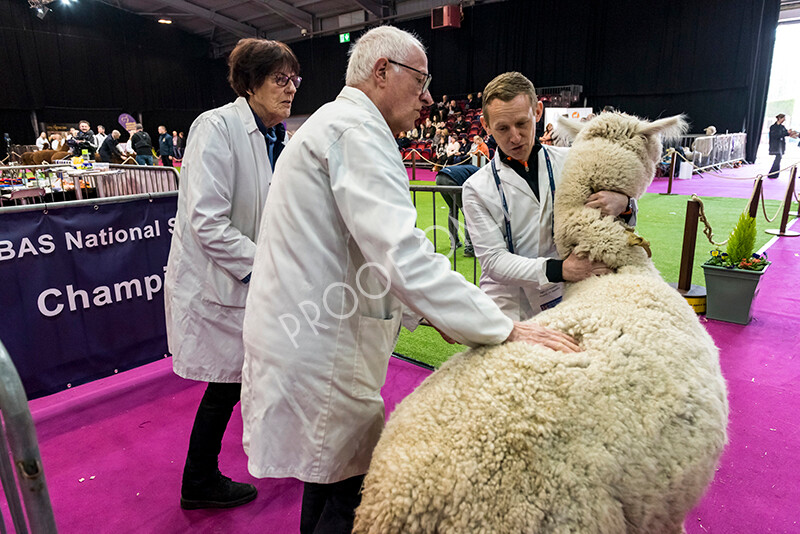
[625,228,652,258]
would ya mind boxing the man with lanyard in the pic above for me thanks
[463,72,636,322]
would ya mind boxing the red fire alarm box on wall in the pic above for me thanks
[431,5,461,29]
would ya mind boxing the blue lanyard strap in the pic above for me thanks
[490,147,556,254]
[491,158,515,253]
[542,147,555,234]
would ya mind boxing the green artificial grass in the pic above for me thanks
[396,182,790,367]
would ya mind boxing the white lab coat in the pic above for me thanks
[462,148,570,321]
[165,96,273,383]
[241,86,513,484]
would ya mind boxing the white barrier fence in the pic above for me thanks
[0,163,179,206]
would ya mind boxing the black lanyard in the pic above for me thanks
[491,147,555,253]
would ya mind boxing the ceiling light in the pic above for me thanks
[29,0,55,18]
[158,18,172,24]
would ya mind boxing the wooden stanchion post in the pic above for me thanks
[411,151,417,181]
[748,176,763,219]
[669,198,707,313]
[765,166,800,237]
[660,152,677,195]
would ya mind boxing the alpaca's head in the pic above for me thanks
[557,113,688,199]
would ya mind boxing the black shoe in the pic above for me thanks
[463,247,475,257]
[180,471,257,510]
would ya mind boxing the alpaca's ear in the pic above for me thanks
[639,115,688,141]
[556,115,584,142]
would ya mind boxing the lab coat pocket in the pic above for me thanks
[352,315,397,398]
[202,261,248,308]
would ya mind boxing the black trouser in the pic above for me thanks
[161,154,173,167]
[435,172,472,250]
[300,474,365,534]
[183,382,241,483]
[768,153,782,178]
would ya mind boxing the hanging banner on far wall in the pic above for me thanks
[118,113,137,132]
[0,196,178,398]
[543,107,594,130]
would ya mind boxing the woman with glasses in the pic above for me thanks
[164,37,300,511]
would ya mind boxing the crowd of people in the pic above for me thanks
[31,121,186,165]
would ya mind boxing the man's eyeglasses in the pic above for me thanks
[273,72,302,89]
[387,59,432,95]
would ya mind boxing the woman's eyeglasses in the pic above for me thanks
[273,72,302,89]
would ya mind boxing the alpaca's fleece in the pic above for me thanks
[554,113,687,270]
[354,113,728,534]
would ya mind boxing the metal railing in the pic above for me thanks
[0,163,179,207]
[663,133,747,172]
[409,184,479,285]
[0,339,57,533]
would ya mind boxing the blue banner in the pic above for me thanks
[0,196,177,398]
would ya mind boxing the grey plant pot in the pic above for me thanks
[702,263,769,325]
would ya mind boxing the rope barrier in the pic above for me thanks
[404,148,487,168]
[758,181,788,223]
[689,194,729,247]
[667,148,798,181]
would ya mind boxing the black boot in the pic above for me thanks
[180,382,255,510]
[181,469,257,510]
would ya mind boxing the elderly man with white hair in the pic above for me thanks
[240,25,580,533]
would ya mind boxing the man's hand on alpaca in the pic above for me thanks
[506,321,582,353]
[562,251,612,282]
[585,191,629,216]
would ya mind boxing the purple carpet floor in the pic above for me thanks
[2,219,799,533]
[647,161,795,200]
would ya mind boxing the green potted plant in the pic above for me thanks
[702,212,770,324]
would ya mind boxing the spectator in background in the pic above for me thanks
[433,134,461,171]
[49,133,63,152]
[432,127,447,150]
[436,163,480,257]
[466,93,478,110]
[768,113,796,178]
[35,132,49,151]
[131,124,154,166]
[421,117,436,139]
[72,120,96,156]
[447,99,459,117]
[97,130,123,163]
[438,94,448,112]
[94,125,107,149]
[122,131,135,157]
[602,105,615,113]
[453,115,468,136]
[172,130,182,159]
[396,130,412,149]
[158,125,174,167]
[469,134,490,161]
[476,91,483,107]
[539,122,554,145]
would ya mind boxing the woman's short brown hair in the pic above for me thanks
[227,38,300,97]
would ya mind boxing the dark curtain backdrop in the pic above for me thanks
[291,0,779,163]
[0,0,234,149]
[2,0,779,162]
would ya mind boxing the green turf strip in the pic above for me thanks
[397,181,793,367]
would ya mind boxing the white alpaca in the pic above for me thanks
[354,112,729,534]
